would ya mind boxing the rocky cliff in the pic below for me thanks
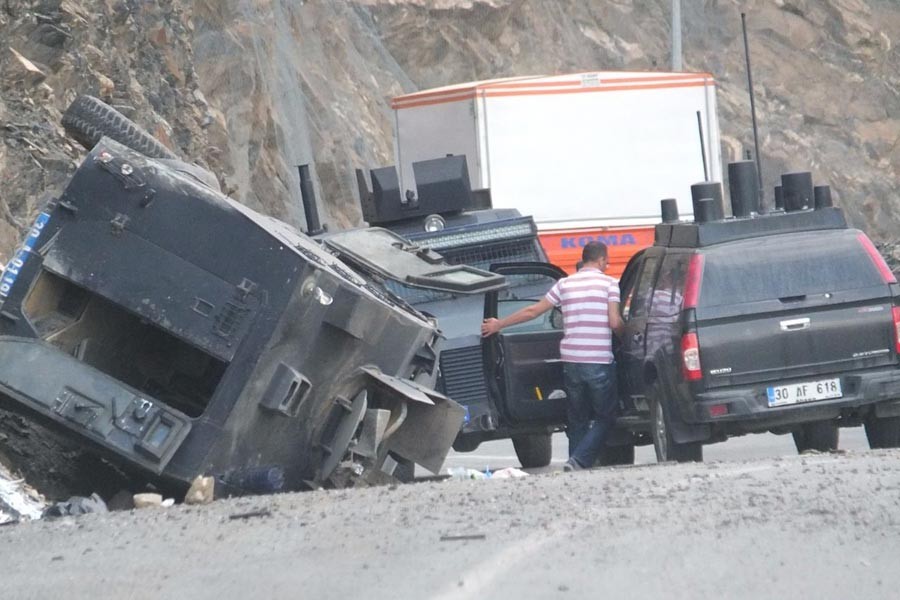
[1,0,898,260]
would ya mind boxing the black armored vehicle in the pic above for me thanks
[0,99,507,494]
[493,161,900,463]
[353,156,563,468]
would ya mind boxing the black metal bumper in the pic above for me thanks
[690,366,900,432]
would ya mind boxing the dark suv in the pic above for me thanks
[493,164,900,464]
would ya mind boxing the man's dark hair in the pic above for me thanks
[581,241,608,263]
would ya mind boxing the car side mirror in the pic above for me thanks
[550,307,564,330]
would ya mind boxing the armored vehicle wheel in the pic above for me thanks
[63,95,178,159]
[651,398,702,463]
[864,415,900,449]
[512,433,552,469]
[596,444,635,466]
[792,421,839,453]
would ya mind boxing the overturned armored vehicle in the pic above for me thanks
[0,132,503,494]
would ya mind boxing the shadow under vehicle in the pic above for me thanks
[352,156,562,468]
[489,162,900,464]
[0,98,507,495]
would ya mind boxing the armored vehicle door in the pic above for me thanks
[483,262,568,424]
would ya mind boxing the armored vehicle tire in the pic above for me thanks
[63,95,178,160]
[792,421,839,453]
[452,435,481,453]
[512,433,552,469]
[864,416,900,449]
[596,444,635,466]
[651,398,703,463]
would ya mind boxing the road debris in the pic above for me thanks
[43,493,107,518]
[184,475,215,505]
[228,508,271,521]
[133,493,163,509]
[439,534,487,542]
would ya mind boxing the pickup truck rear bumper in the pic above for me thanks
[690,367,900,432]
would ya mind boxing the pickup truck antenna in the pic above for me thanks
[696,110,709,181]
[741,12,765,210]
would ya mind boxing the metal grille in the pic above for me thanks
[439,345,488,406]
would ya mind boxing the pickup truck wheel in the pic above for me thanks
[651,398,702,463]
[792,421,839,453]
[512,433,552,469]
[62,95,178,159]
[864,416,900,449]
[596,444,635,466]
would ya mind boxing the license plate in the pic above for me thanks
[767,378,842,407]
[0,211,50,301]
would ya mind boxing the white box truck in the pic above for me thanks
[391,71,723,276]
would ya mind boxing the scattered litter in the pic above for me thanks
[440,533,486,542]
[447,467,488,481]
[228,508,271,520]
[0,471,45,524]
[184,475,215,505]
[133,493,163,509]
[161,498,175,508]
[43,493,107,518]
[490,467,529,479]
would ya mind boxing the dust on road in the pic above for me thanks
[1,448,898,600]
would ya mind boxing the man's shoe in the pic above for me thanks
[563,458,584,472]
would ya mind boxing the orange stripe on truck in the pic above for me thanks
[540,225,657,279]
[392,79,713,109]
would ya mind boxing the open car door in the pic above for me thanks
[483,262,569,425]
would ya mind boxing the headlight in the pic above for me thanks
[423,214,446,232]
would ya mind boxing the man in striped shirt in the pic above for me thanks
[481,242,624,471]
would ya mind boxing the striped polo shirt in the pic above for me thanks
[545,267,620,364]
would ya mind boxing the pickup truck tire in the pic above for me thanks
[596,444,635,466]
[512,433,552,469]
[864,416,900,449]
[792,421,839,453]
[651,398,702,463]
[62,95,178,160]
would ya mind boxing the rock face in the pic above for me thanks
[0,0,898,256]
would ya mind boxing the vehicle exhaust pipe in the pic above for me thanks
[691,181,724,221]
[298,164,324,235]
[814,185,833,209]
[727,160,760,218]
[781,171,813,212]
[660,198,680,223]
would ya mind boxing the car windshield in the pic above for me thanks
[699,230,885,307]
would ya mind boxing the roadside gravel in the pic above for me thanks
[1,449,898,600]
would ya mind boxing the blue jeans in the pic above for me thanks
[564,362,618,468]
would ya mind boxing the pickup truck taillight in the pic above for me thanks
[893,307,900,355]
[858,233,897,284]
[681,332,702,381]
[683,254,705,309]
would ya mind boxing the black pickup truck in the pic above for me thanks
[492,163,900,463]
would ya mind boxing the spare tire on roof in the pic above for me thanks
[62,95,178,160]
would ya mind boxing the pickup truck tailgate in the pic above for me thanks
[694,229,897,388]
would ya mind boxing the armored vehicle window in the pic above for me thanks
[23,270,226,418]
[699,230,885,308]
[496,271,561,334]
[629,256,660,319]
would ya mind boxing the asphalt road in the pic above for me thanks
[1,445,898,600]
[442,426,872,473]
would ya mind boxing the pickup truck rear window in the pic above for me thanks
[699,230,885,307]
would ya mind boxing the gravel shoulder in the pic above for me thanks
[1,449,899,600]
